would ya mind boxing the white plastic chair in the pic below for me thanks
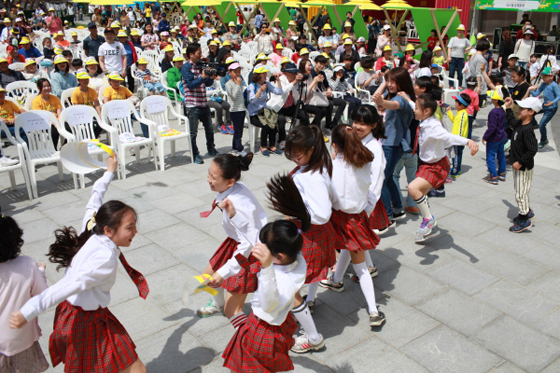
[129,64,149,99]
[355,78,373,103]
[442,72,460,105]
[24,93,39,111]
[8,62,25,71]
[58,105,115,188]
[101,99,157,178]
[0,121,32,199]
[60,88,75,108]
[332,91,349,122]
[6,81,40,108]
[15,111,69,199]
[309,51,320,61]
[160,70,180,107]
[139,95,193,170]
[98,84,110,104]
[246,109,260,154]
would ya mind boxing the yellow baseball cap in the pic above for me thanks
[487,89,504,101]
[211,28,217,34]
[228,21,236,27]
[71,31,78,36]
[54,55,68,64]
[222,40,232,47]
[321,52,330,59]
[323,24,331,30]
[406,44,415,52]
[341,33,350,39]
[24,58,36,67]
[54,46,63,55]
[281,56,290,64]
[275,43,283,50]
[173,55,186,62]
[226,57,236,64]
[19,37,30,44]
[433,46,442,52]
[256,52,271,61]
[254,66,270,74]
[85,58,99,65]
[300,48,309,55]
[209,40,219,47]
[111,21,120,28]
[76,72,91,80]
[457,24,465,31]
[117,31,127,38]
[344,21,352,28]
[343,39,353,45]
[383,45,392,52]
[108,73,124,81]
[137,58,149,64]
[289,20,296,26]
[48,7,55,11]
[273,18,281,23]
[0,87,5,92]
[0,57,7,64]
[57,31,65,37]
[164,45,175,52]
[3,18,10,23]
[323,41,332,48]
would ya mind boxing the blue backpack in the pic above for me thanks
[243,82,261,108]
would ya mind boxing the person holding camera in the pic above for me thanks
[181,43,219,164]
[254,26,274,55]
[516,21,539,41]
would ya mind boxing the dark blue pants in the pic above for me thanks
[186,106,215,156]
[451,145,464,175]
[539,107,557,143]
[468,116,474,139]
[230,111,245,152]
[380,145,403,217]
[344,94,361,119]
[449,57,465,88]
[486,139,507,177]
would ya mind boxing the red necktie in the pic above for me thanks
[289,166,300,176]
[235,254,261,274]
[283,91,294,108]
[119,253,149,299]
[412,125,420,155]
[200,199,220,218]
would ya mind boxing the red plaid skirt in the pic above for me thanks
[223,312,298,373]
[209,237,260,294]
[369,200,391,230]
[301,222,337,284]
[417,156,450,190]
[331,210,380,252]
[49,300,137,373]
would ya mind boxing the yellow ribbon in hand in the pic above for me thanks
[86,211,97,231]
[194,274,218,296]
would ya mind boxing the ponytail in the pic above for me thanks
[0,214,24,263]
[285,125,332,177]
[331,124,373,168]
[48,201,136,270]
[212,153,253,181]
[261,173,311,261]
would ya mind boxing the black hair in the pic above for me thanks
[510,66,528,83]
[62,50,73,60]
[186,42,200,59]
[343,54,354,61]
[48,201,136,270]
[361,56,375,69]
[260,174,311,262]
[490,74,503,86]
[455,92,471,107]
[466,76,478,88]
[36,78,50,92]
[416,76,434,92]
[351,104,386,140]
[386,67,415,101]
[212,153,253,181]
[285,125,332,177]
[419,50,433,68]
[416,93,438,116]
[476,39,490,52]
[314,55,327,64]
[0,214,24,263]
[54,60,70,73]
[380,65,390,73]
[71,58,83,67]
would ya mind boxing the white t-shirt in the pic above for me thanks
[98,41,125,73]
[448,37,471,59]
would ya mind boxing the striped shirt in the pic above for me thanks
[181,62,212,108]
[135,68,154,85]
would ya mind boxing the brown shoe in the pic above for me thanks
[405,206,420,215]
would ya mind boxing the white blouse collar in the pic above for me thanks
[96,234,121,256]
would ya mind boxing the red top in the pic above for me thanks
[462,88,480,116]
[236,11,244,25]
[427,36,439,50]
[7,54,25,64]
[516,29,539,40]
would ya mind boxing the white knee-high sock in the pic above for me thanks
[210,286,225,308]
[229,312,247,330]
[365,252,374,269]
[333,249,352,284]
[292,303,321,344]
[307,282,320,302]
[415,195,432,219]
[353,262,378,314]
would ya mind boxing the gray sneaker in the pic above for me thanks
[415,216,437,242]
[196,298,223,318]
[319,272,345,292]
[291,332,325,354]
[369,310,386,327]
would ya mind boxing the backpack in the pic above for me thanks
[243,82,260,107]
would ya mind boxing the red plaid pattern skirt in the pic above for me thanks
[49,300,137,373]
[369,200,391,230]
[331,210,380,252]
[417,156,450,190]
[301,222,337,284]
[209,237,260,294]
[223,312,298,373]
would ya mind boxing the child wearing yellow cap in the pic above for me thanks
[135,58,165,96]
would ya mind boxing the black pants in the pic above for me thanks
[230,111,245,151]
[126,65,135,93]
[330,96,346,128]
[277,105,310,142]
[250,115,277,148]
[303,104,329,127]
[345,94,362,119]
[68,15,76,27]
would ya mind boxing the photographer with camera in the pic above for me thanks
[181,42,219,164]
[267,62,310,149]
[254,25,274,55]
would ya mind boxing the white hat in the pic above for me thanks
[357,36,366,43]
[524,30,534,35]
[383,24,391,31]
[468,48,476,55]
[333,64,344,73]
[508,54,519,60]
[516,97,542,113]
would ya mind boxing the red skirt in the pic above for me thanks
[331,209,380,252]
[209,237,260,294]
[223,312,298,373]
[301,222,337,284]
[49,300,137,373]
[417,156,450,190]
[369,200,391,230]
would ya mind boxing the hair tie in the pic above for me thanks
[297,228,303,235]
[86,211,97,231]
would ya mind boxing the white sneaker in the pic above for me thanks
[291,332,325,353]
[196,298,224,318]
[279,140,286,150]
[369,310,386,327]
[373,220,396,235]
[0,156,18,166]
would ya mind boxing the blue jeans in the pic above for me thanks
[449,57,465,88]
[486,139,507,177]
[381,145,403,217]
[186,106,215,156]
[539,107,557,143]
[393,152,418,208]
[517,61,528,69]
[344,94,361,121]
[144,82,165,93]
[451,145,464,175]
[230,111,245,152]
[468,116,474,139]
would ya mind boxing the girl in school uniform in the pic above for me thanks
[283,125,337,353]
[197,153,268,331]
[320,124,385,327]
[222,174,310,373]
[9,155,149,373]
[1,215,49,373]
[408,93,479,242]
[351,105,387,281]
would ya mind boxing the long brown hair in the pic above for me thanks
[284,125,332,176]
[386,66,415,101]
[48,201,136,270]
[331,124,373,168]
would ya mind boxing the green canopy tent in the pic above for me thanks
[409,7,462,60]
[324,2,369,39]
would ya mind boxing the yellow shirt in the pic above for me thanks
[433,55,445,66]
[32,95,62,117]
[0,100,21,123]
[447,108,469,138]
[71,87,98,106]
[103,86,133,101]
[146,8,152,17]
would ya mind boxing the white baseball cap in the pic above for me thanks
[516,97,542,113]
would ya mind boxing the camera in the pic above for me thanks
[195,60,228,77]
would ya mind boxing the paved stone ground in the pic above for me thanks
[2,103,560,373]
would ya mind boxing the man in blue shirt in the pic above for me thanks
[18,37,42,58]
[255,10,263,32]
[159,13,170,33]
[529,66,560,148]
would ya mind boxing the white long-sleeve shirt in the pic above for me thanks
[215,182,267,280]
[21,172,122,322]
[418,116,468,163]
[292,166,337,225]
[362,133,386,215]
[267,74,301,112]
[332,154,372,214]
[252,253,306,325]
